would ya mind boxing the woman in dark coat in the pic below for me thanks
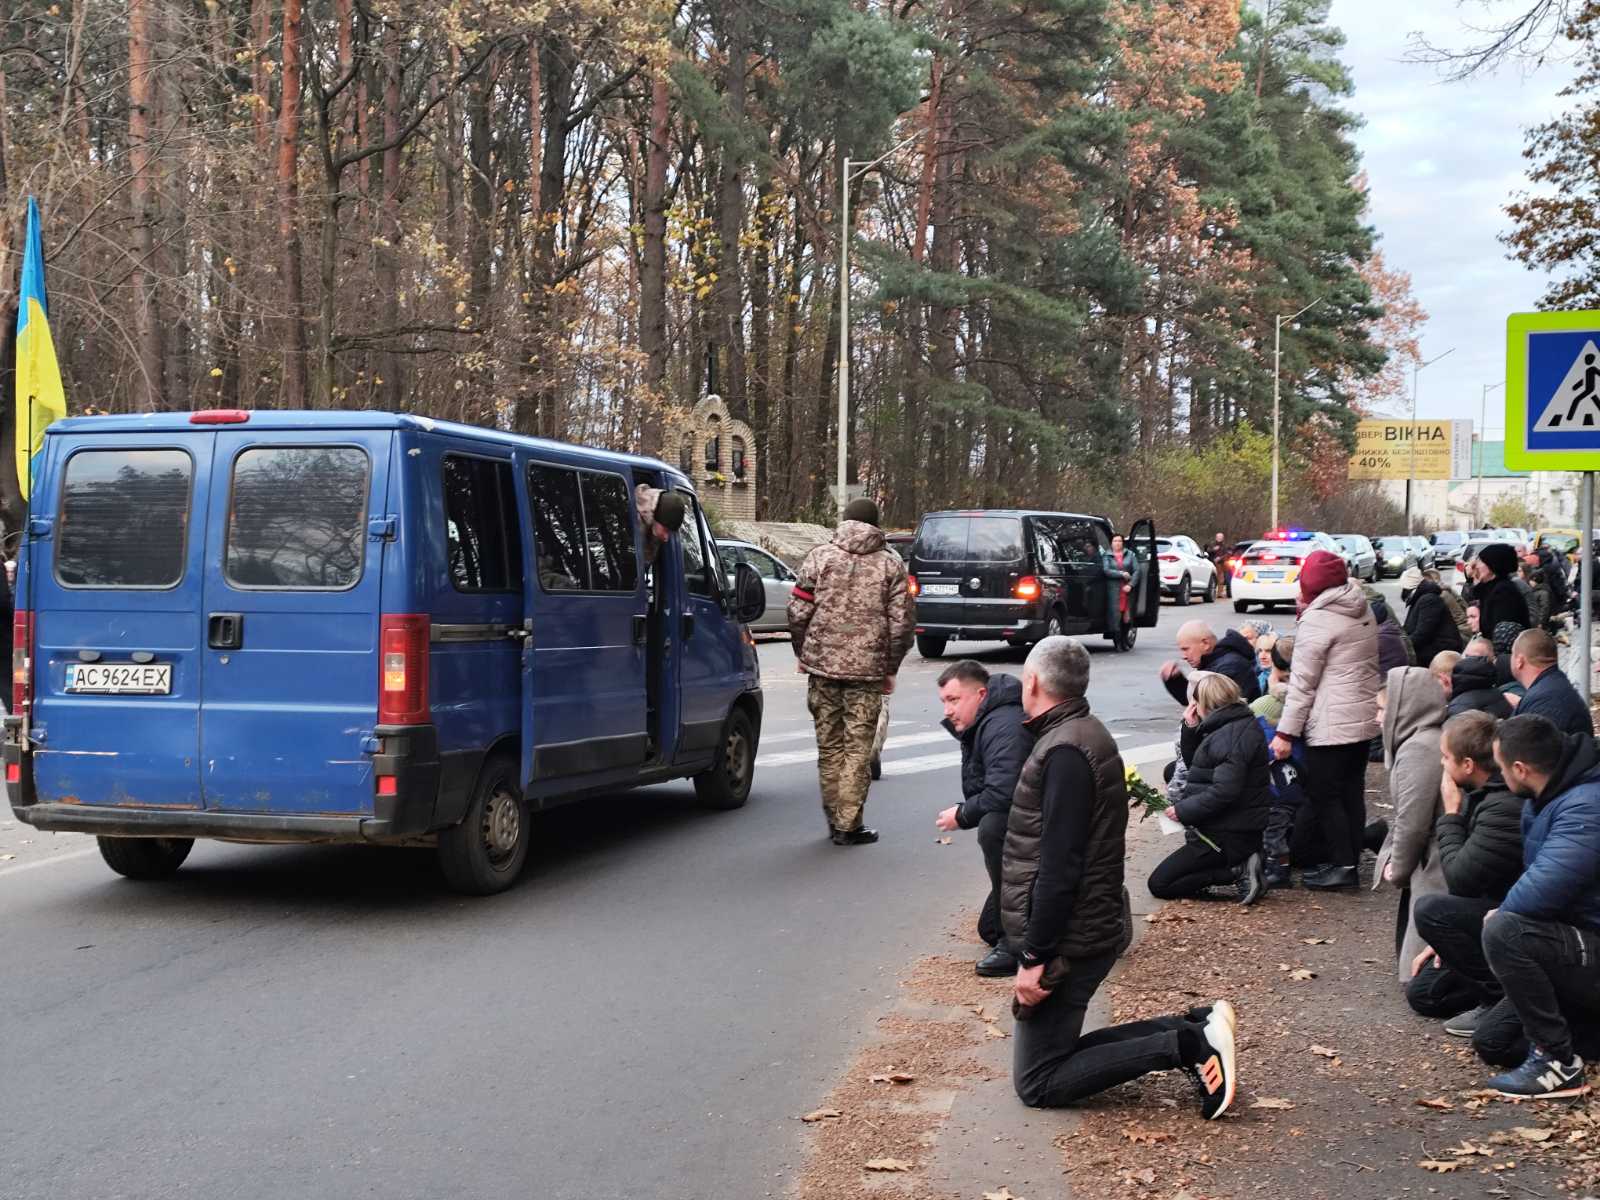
[1403,574,1464,667]
[1470,543,1530,637]
[1100,533,1141,645]
[1150,674,1271,905]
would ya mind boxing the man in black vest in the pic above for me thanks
[1003,636,1240,1118]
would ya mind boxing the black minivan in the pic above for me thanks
[908,510,1158,656]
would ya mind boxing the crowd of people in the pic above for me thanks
[785,504,1599,1122]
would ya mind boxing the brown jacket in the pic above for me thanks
[787,521,915,682]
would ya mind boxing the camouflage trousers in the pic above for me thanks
[807,676,885,832]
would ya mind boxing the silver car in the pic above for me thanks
[718,540,797,633]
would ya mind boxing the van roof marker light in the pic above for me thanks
[190,409,251,425]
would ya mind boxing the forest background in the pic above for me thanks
[0,0,1445,535]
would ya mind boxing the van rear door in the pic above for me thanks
[197,431,393,814]
[29,435,212,808]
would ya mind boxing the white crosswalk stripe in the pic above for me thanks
[878,751,961,776]
[756,730,1172,780]
[757,729,949,769]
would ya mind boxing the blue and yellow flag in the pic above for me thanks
[15,196,65,499]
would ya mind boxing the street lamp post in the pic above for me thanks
[1271,298,1321,531]
[1405,347,1456,535]
[1478,381,1504,527]
[837,131,920,509]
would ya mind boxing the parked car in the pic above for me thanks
[1375,535,1418,578]
[718,540,797,634]
[1154,536,1218,605]
[1230,540,1312,613]
[6,410,767,895]
[884,532,914,563]
[1430,530,1469,567]
[1492,528,1532,549]
[1535,528,1581,562]
[1222,539,1255,591]
[1334,534,1378,582]
[908,509,1158,656]
[1408,536,1436,571]
[1453,537,1499,590]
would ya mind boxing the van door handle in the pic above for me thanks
[208,613,244,650]
[682,614,696,641]
[632,615,647,645]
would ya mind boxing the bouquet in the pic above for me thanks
[1125,762,1221,852]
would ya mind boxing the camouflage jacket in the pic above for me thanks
[787,521,916,682]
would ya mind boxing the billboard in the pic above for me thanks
[1348,419,1473,481]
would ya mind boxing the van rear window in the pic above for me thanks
[57,449,192,588]
[226,447,368,589]
[915,516,1024,563]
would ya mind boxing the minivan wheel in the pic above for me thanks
[1046,611,1065,640]
[1176,575,1191,606]
[916,634,947,659]
[438,755,529,895]
[1117,626,1138,652]
[695,707,756,811]
[97,836,193,880]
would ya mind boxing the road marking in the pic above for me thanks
[879,752,961,777]
[1122,741,1174,766]
[758,730,950,768]
[0,845,100,881]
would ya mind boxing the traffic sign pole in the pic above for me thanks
[1583,472,1594,706]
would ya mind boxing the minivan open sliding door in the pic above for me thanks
[1128,519,1159,627]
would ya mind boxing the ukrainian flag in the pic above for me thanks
[15,196,65,499]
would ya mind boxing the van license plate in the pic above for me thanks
[65,663,171,695]
[921,584,959,596]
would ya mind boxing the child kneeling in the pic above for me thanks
[1149,675,1271,905]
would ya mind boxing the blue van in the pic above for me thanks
[4,410,767,893]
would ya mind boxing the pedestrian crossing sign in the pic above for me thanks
[1506,310,1600,469]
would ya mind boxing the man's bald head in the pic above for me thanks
[1175,621,1217,668]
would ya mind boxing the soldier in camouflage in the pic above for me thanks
[787,498,916,845]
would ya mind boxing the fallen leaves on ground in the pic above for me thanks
[863,1157,913,1172]
[1416,1096,1454,1111]
[1287,968,1316,981]
[800,1108,841,1123]
[1301,936,1334,945]
[1250,1097,1295,1110]
[867,1072,915,1085]
[982,1189,1021,1200]
[1512,1126,1556,1143]
[935,836,952,845]
[1419,1159,1461,1173]
[1308,1044,1339,1059]
[1122,1128,1174,1144]
[985,1025,1010,1039]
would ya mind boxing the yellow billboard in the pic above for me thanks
[1348,419,1473,481]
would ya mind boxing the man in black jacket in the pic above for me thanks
[1446,652,1513,720]
[1407,712,1525,1031]
[935,660,1032,977]
[1159,621,1260,705]
[1509,629,1592,736]
[1004,637,1239,1119]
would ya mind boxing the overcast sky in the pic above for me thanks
[1328,0,1573,438]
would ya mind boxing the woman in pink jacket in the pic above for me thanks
[1269,550,1381,890]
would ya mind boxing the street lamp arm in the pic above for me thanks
[846,130,922,181]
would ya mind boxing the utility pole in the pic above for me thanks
[1478,381,1503,527]
[1271,298,1321,530]
[1405,346,1456,535]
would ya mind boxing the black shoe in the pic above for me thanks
[831,826,879,846]
[976,945,1017,977]
[1303,864,1358,890]
[1235,852,1266,906]
[1264,859,1293,889]
[1363,819,1389,854]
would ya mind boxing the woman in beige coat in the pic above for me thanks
[1373,666,1448,984]
[1268,550,1380,889]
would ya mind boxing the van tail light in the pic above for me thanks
[12,609,32,715]
[378,614,430,725]
[190,409,251,424]
[1014,576,1041,601]
[907,575,920,597]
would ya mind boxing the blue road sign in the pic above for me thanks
[1506,311,1600,469]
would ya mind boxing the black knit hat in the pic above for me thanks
[1478,543,1518,578]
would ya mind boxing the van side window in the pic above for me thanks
[527,464,589,591]
[676,492,718,599]
[580,471,638,592]
[226,447,369,589]
[56,448,192,588]
[1055,519,1100,565]
[442,455,522,593]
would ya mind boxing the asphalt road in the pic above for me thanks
[0,591,1309,1200]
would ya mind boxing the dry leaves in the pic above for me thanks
[1301,937,1334,945]
[868,1072,915,1085]
[985,1025,1010,1039]
[982,1190,1021,1200]
[935,837,952,845]
[1513,1126,1555,1143]
[801,1108,841,1123]
[1451,1141,1493,1157]
[1287,968,1317,982]
[1308,1044,1339,1059]
[1416,1097,1454,1111]
[1419,1159,1461,1173]
[1250,1097,1295,1110]
[1122,1128,1175,1145]
[864,1157,913,1173]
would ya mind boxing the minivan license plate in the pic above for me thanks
[921,583,959,596]
[65,662,171,695]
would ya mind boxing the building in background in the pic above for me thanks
[1376,441,1580,529]
[664,395,759,521]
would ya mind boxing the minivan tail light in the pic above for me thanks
[190,409,251,424]
[379,614,430,725]
[12,610,31,715]
[1014,576,1041,601]
[907,575,920,597]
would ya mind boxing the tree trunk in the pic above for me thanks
[276,0,307,407]
[376,20,402,411]
[128,0,163,411]
[713,5,749,419]
[637,68,670,455]
[466,53,494,332]
[749,163,773,517]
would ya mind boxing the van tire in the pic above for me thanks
[97,836,192,880]
[438,754,529,895]
[694,707,755,810]
[917,634,947,659]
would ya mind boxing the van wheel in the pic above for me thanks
[1116,626,1138,652]
[1045,611,1065,640]
[917,634,947,659]
[695,708,755,810]
[97,836,193,880]
[438,755,529,895]
[1176,575,1191,606]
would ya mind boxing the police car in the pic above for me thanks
[1229,530,1348,614]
